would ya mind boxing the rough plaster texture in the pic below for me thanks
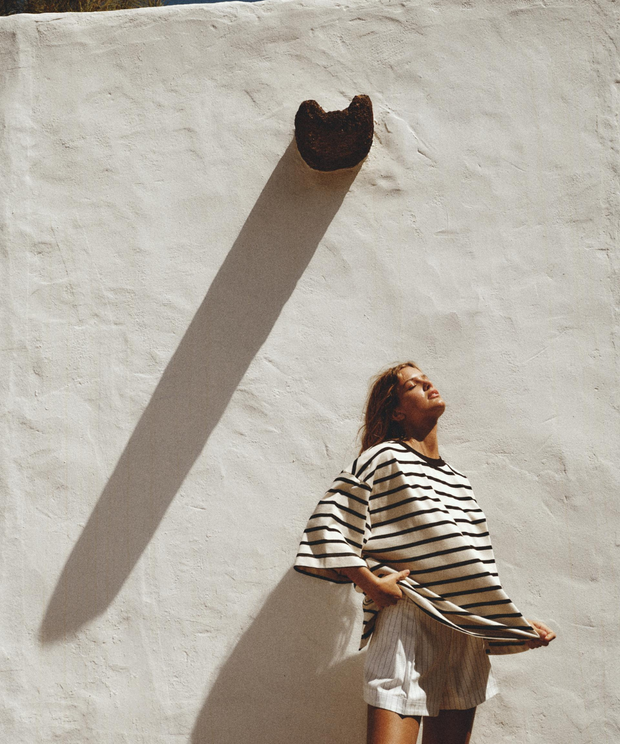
[1,0,619,741]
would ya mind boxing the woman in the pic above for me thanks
[294,362,555,744]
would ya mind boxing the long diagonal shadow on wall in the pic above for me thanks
[40,141,361,642]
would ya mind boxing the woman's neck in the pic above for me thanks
[404,426,440,459]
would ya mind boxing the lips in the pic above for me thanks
[428,390,440,399]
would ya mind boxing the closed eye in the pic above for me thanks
[404,375,429,390]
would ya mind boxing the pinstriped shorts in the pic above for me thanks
[363,599,498,717]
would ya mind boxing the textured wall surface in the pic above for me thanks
[1,1,619,742]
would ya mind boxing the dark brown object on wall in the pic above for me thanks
[295,95,374,171]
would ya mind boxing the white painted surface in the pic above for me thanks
[1,1,618,741]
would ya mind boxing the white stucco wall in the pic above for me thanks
[1,0,619,741]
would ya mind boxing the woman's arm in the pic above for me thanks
[338,566,410,609]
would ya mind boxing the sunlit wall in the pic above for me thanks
[1,1,618,742]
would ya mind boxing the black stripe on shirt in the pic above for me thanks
[307,512,365,535]
[460,598,512,609]
[325,487,368,506]
[317,499,366,520]
[384,544,493,565]
[369,482,434,502]
[367,518,458,542]
[369,493,443,516]
[295,549,360,560]
[300,536,363,550]
[372,506,446,530]
[440,584,503,599]
[334,475,372,492]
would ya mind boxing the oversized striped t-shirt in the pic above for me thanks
[294,441,539,654]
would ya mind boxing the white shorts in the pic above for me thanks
[363,599,498,717]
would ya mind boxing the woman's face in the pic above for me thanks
[393,366,446,429]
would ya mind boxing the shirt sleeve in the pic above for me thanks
[294,469,372,583]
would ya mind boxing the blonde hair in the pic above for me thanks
[359,362,418,453]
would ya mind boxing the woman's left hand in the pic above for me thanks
[525,620,556,648]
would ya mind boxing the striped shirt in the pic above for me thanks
[294,441,539,654]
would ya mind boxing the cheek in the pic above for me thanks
[400,397,420,415]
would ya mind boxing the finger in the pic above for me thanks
[397,570,410,579]
[533,637,550,648]
[537,628,553,643]
[526,640,545,649]
[531,620,555,640]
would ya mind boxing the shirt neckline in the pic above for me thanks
[398,441,446,467]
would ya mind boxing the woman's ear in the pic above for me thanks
[392,408,404,423]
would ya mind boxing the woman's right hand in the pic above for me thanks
[366,570,410,608]
[337,566,410,608]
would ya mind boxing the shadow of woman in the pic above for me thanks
[40,141,361,643]
[192,570,366,744]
